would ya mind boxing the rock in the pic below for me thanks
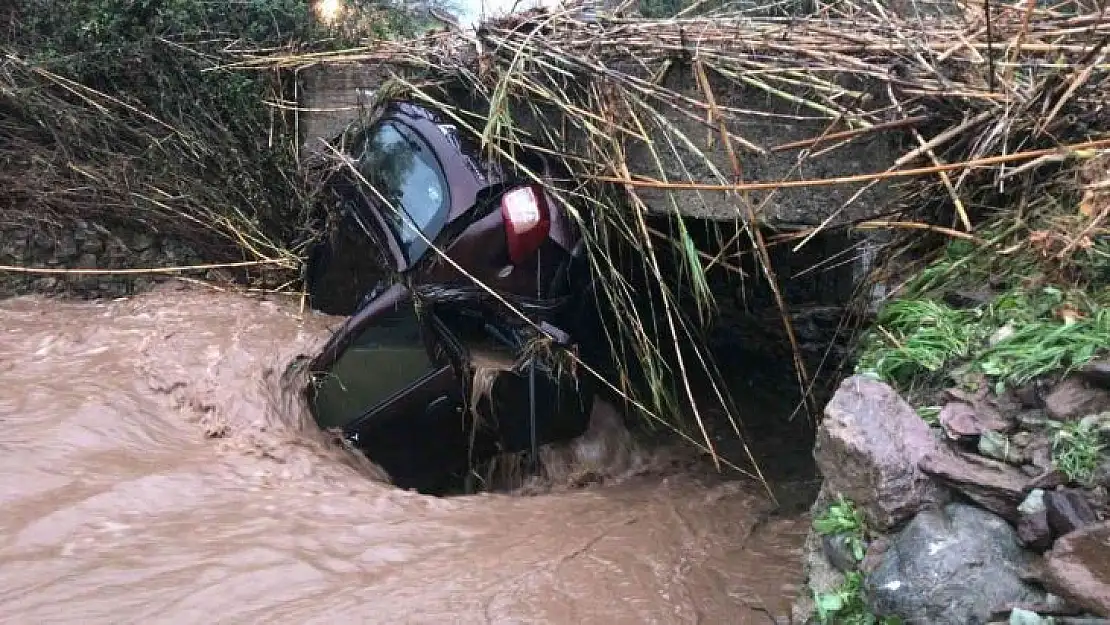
[821,533,862,573]
[1046,490,1098,536]
[942,401,986,439]
[131,231,156,252]
[944,287,995,309]
[920,447,1032,522]
[30,230,53,250]
[790,489,848,625]
[1014,432,1036,447]
[1030,469,1070,491]
[1085,487,1109,518]
[1042,522,1110,617]
[1020,489,1047,515]
[1045,378,1110,421]
[939,395,1016,439]
[1094,461,1110,489]
[1020,410,1052,431]
[1014,384,1044,409]
[1078,359,1110,388]
[0,229,29,261]
[1002,599,1095,623]
[814,376,947,531]
[80,236,104,254]
[55,235,77,259]
[865,503,1047,624]
[981,431,1027,465]
[1008,607,1043,625]
[1018,510,1054,551]
[860,535,891,575]
[1029,436,1056,470]
[76,253,98,269]
[1017,490,1054,551]
[33,277,59,290]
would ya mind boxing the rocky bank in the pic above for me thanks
[792,373,1110,624]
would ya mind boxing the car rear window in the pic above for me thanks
[356,121,450,265]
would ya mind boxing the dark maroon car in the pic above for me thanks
[304,99,600,494]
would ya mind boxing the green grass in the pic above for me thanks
[811,497,903,623]
[855,299,986,387]
[977,308,1110,389]
[856,288,1110,394]
[1051,419,1106,484]
[857,214,1110,395]
[915,405,942,426]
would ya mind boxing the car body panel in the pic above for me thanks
[305,99,600,492]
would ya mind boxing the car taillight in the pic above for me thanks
[500,185,551,264]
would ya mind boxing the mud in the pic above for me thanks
[0,284,809,623]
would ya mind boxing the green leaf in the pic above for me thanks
[816,593,844,614]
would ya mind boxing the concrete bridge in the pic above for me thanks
[296,60,901,232]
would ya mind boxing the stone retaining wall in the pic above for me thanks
[0,221,201,299]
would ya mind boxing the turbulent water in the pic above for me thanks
[0,285,808,624]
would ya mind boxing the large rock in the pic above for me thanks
[814,375,947,531]
[1042,522,1110,617]
[1046,490,1099,536]
[866,503,1047,624]
[919,447,1032,522]
[1045,377,1110,421]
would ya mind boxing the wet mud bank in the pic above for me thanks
[0,286,818,623]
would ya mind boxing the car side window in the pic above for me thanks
[310,299,436,430]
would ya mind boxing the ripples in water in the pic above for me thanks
[0,285,807,623]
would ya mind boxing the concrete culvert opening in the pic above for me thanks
[591,214,873,510]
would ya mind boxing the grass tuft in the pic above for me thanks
[855,300,985,387]
[1051,419,1106,485]
[857,284,1110,394]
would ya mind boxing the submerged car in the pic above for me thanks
[304,99,601,494]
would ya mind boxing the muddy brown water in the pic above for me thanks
[0,285,810,624]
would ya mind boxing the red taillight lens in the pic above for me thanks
[500,185,551,264]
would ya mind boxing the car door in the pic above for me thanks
[306,283,486,493]
[424,302,595,455]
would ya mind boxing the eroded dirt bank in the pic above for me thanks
[0,285,808,623]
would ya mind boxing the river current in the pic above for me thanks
[0,285,808,623]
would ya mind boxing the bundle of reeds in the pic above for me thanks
[236,0,1110,483]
